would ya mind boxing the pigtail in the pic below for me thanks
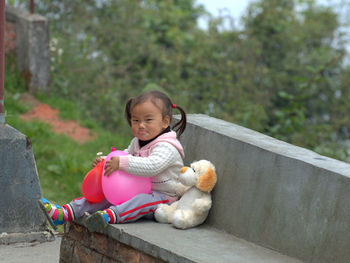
[125,98,134,126]
[172,105,187,137]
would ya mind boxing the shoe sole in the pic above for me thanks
[86,212,108,233]
[38,200,57,230]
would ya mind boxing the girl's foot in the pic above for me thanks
[38,198,65,229]
[86,210,111,232]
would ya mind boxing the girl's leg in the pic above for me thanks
[113,192,169,223]
[68,197,111,218]
[86,192,170,232]
[39,197,110,229]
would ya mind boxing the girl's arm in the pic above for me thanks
[119,143,180,177]
[104,143,133,176]
[104,156,119,176]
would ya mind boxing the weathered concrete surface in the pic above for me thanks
[0,236,61,263]
[6,5,50,93]
[176,114,350,263]
[0,124,50,243]
[0,231,54,245]
[72,219,301,263]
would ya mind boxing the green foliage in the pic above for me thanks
[3,54,29,117]
[4,55,131,205]
[239,0,350,160]
[7,113,131,205]
[10,0,349,164]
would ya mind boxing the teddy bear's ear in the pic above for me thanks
[197,168,217,192]
[180,166,189,174]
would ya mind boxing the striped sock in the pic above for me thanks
[62,204,75,222]
[41,198,70,225]
[104,209,117,224]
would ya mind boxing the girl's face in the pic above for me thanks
[131,100,170,141]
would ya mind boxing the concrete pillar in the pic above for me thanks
[6,5,50,93]
[0,124,53,244]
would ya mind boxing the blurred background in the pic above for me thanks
[4,0,350,203]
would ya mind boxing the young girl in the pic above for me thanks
[39,90,187,232]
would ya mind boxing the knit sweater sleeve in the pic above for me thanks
[119,142,180,177]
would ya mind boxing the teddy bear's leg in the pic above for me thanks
[154,202,178,224]
[172,209,197,229]
[192,197,212,214]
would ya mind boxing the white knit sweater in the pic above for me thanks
[118,131,185,197]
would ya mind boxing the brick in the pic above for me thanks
[61,224,165,263]
[66,222,91,247]
[141,253,166,263]
[101,256,119,263]
[91,232,108,255]
[5,21,16,54]
[59,236,75,263]
[73,244,103,263]
[111,241,140,263]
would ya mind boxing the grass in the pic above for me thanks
[4,55,132,206]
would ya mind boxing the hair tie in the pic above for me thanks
[172,104,177,109]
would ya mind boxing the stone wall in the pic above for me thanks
[60,222,166,263]
[0,124,52,244]
[5,5,50,93]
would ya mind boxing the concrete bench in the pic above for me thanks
[59,114,350,263]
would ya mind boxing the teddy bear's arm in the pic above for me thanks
[192,194,212,214]
[175,182,190,197]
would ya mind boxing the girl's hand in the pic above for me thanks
[92,157,104,167]
[104,157,120,177]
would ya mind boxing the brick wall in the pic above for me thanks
[5,21,16,54]
[60,222,166,263]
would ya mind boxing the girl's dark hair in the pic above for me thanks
[125,90,187,137]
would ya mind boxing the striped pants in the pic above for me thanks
[66,191,171,224]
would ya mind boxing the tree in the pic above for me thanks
[242,0,349,157]
[13,0,349,161]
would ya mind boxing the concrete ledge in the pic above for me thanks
[176,114,350,263]
[62,220,301,263]
[0,231,54,245]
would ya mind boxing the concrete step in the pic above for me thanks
[100,221,302,263]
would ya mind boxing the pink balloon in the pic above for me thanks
[82,160,105,203]
[102,150,151,205]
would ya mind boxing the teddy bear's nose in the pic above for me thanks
[180,167,189,173]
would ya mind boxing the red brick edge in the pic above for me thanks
[60,222,166,263]
[5,21,16,54]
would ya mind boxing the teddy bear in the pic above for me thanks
[155,160,217,229]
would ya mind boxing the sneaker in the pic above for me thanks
[38,198,64,230]
[85,211,109,232]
